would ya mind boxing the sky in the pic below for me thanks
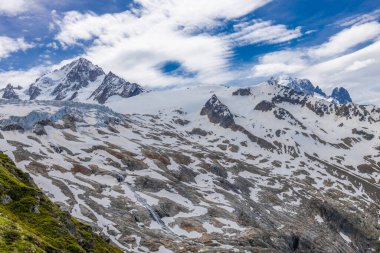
[0,0,380,104]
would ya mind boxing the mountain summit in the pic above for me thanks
[268,76,353,104]
[90,71,145,104]
[27,58,145,103]
[331,87,352,104]
[29,58,105,101]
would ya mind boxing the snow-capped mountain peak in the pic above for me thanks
[2,84,19,100]
[331,87,352,104]
[28,57,105,101]
[90,71,145,104]
[268,76,353,104]
[26,58,146,104]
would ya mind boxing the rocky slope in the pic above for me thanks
[0,76,378,252]
[0,152,121,253]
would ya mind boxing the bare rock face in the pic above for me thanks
[2,84,19,99]
[331,87,352,104]
[200,95,235,128]
[90,72,145,104]
[232,88,252,96]
[254,100,276,112]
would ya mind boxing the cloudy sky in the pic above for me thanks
[0,0,380,104]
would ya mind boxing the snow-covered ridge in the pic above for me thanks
[268,76,353,104]
[5,58,147,104]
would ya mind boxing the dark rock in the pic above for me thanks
[91,72,145,104]
[33,123,47,136]
[188,128,209,136]
[28,85,42,100]
[172,166,198,183]
[154,199,188,218]
[331,87,352,104]
[50,144,63,153]
[352,128,374,140]
[173,118,190,126]
[232,88,252,96]
[134,176,167,192]
[209,165,228,178]
[2,84,19,99]
[273,108,306,129]
[314,86,327,97]
[1,124,24,132]
[254,100,276,112]
[287,78,315,95]
[200,95,235,128]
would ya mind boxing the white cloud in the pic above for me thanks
[251,50,307,76]
[0,66,47,87]
[345,59,376,71]
[310,22,380,58]
[227,20,302,46]
[51,0,307,87]
[0,36,34,58]
[339,9,380,27]
[0,0,35,16]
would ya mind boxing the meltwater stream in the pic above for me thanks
[125,181,171,232]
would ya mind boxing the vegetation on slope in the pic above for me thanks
[0,153,122,253]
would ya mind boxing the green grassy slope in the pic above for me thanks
[0,153,122,253]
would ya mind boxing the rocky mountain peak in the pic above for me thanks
[269,76,317,96]
[2,84,19,100]
[314,85,327,97]
[200,94,235,128]
[29,57,105,101]
[90,71,145,104]
[331,87,352,104]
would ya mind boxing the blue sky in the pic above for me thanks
[0,0,380,104]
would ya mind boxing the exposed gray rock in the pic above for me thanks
[0,195,12,205]
[254,100,276,112]
[2,84,19,99]
[91,72,145,104]
[200,95,235,128]
[232,88,252,96]
[32,123,47,136]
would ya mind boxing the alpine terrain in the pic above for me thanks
[0,58,379,252]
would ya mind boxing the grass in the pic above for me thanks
[0,153,122,253]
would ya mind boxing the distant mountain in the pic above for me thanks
[2,84,19,100]
[27,58,145,103]
[268,76,352,104]
[331,87,352,104]
[90,71,145,104]
[28,58,105,101]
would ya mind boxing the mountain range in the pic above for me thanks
[1,58,351,106]
[0,58,379,252]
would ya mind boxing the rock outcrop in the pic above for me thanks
[331,87,352,104]
[2,84,19,99]
[200,94,235,128]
